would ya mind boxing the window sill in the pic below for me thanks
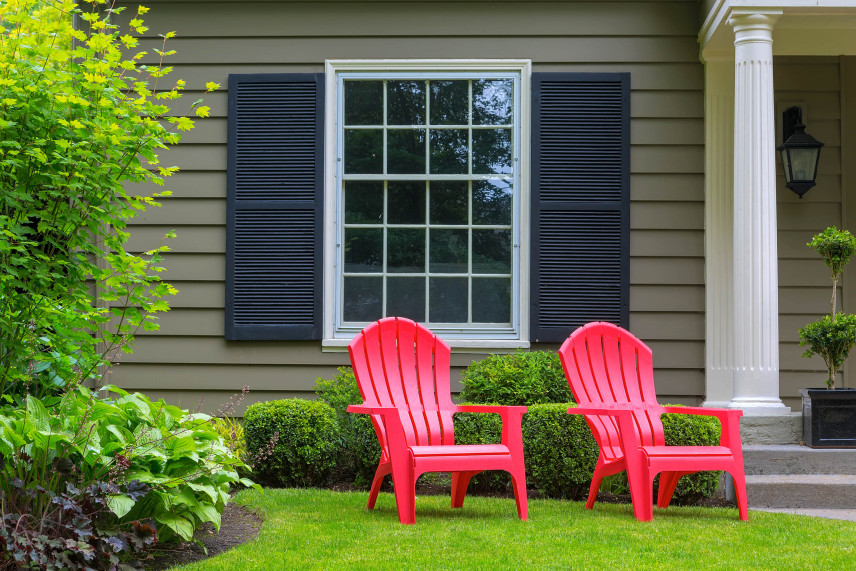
[321,338,530,353]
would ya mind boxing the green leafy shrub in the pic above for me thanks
[460,351,572,405]
[453,407,509,494]
[0,0,217,402]
[0,386,252,568]
[522,403,600,499]
[244,399,341,488]
[659,407,722,504]
[315,367,381,486]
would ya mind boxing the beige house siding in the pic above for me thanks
[775,56,848,406]
[113,1,704,413]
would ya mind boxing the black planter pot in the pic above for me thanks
[800,388,856,448]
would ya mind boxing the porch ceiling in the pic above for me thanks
[701,1,856,60]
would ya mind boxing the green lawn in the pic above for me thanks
[174,488,856,570]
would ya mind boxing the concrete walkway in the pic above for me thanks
[753,507,856,522]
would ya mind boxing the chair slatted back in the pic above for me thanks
[559,322,665,461]
[349,317,456,452]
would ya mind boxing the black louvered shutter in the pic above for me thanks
[530,73,630,342]
[226,74,323,340]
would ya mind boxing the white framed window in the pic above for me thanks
[323,61,531,349]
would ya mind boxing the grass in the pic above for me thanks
[174,488,856,570]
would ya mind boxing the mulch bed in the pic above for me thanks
[143,502,263,571]
[144,482,735,569]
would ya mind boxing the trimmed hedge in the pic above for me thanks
[460,351,572,405]
[455,404,721,503]
[453,407,509,493]
[244,399,340,488]
[315,367,381,486]
[522,404,600,499]
[659,407,722,503]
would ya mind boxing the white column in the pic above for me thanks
[729,10,789,414]
[703,55,735,408]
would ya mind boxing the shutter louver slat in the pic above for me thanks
[530,73,629,342]
[226,74,323,340]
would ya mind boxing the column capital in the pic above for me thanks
[728,10,781,44]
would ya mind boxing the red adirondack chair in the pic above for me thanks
[346,317,529,524]
[558,322,748,521]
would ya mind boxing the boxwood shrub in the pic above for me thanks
[453,407,508,494]
[455,403,722,503]
[522,403,601,499]
[244,399,340,488]
[659,407,722,504]
[315,367,381,486]
[459,351,572,405]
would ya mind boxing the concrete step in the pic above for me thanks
[746,474,856,509]
[743,445,856,475]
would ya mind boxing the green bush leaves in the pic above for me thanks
[460,351,572,405]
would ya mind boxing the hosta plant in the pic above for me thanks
[0,386,256,568]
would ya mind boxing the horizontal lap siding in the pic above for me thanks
[775,57,843,406]
[112,0,704,412]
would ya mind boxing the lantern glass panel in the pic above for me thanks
[780,149,792,183]
[789,147,818,182]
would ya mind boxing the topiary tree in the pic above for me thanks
[799,226,856,388]
[0,0,217,401]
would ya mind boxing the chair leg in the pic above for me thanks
[390,456,416,525]
[586,462,607,510]
[451,471,480,509]
[656,471,687,509]
[625,460,654,522]
[730,470,749,521]
[366,462,392,510]
[510,467,529,521]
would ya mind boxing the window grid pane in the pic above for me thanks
[340,75,517,330]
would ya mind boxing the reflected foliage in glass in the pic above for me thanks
[473,128,512,174]
[388,80,426,126]
[344,228,382,273]
[344,81,382,125]
[387,277,426,322]
[430,229,468,273]
[344,276,383,322]
[430,80,468,125]
[388,181,426,224]
[472,229,511,274]
[387,129,426,174]
[472,278,511,323]
[387,228,425,273]
[430,129,468,174]
[473,180,512,225]
[429,277,468,322]
[473,79,513,125]
[345,129,383,174]
[345,181,384,224]
[430,181,468,225]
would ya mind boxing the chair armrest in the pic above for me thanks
[657,406,744,449]
[567,405,634,417]
[346,404,399,415]
[455,405,527,415]
[454,405,526,449]
[567,405,642,451]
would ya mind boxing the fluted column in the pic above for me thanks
[703,56,735,408]
[729,10,789,414]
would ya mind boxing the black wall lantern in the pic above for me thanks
[776,106,824,198]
